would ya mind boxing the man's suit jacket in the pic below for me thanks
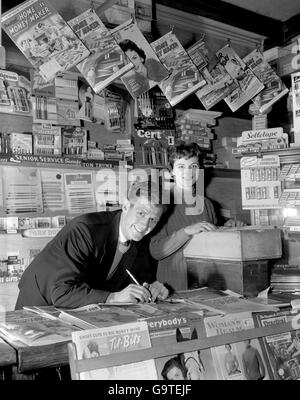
[15,211,157,309]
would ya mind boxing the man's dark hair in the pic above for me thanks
[168,142,204,169]
[119,39,146,63]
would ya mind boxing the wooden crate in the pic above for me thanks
[186,258,270,297]
[183,227,282,261]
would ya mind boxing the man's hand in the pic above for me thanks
[106,284,151,304]
[148,280,169,302]
[184,221,217,236]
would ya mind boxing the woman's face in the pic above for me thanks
[166,366,185,380]
[172,156,200,190]
[126,49,145,74]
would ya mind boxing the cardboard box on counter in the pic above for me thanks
[183,226,282,261]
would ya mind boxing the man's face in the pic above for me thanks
[172,156,200,190]
[121,197,163,242]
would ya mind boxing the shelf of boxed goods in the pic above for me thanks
[0,153,131,170]
[233,146,300,163]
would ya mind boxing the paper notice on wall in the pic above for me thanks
[2,166,43,214]
[64,171,96,214]
[240,155,281,209]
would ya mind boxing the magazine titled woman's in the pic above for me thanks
[151,32,206,107]
[1,0,90,82]
[111,19,169,98]
[68,9,134,94]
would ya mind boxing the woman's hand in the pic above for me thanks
[184,221,217,236]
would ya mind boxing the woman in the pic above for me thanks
[150,142,217,291]
[161,356,187,380]
[119,39,168,97]
[150,142,243,291]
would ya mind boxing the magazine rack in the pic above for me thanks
[68,320,296,379]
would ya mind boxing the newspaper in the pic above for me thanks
[111,19,169,99]
[1,0,90,82]
[71,321,158,380]
[0,310,76,347]
[151,31,206,106]
[253,309,300,380]
[205,312,269,380]
[68,9,133,94]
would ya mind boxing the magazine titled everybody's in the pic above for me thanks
[111,19,169,98]
[152,32,206,106]
[68,9,133,94]
[1,0,90,82]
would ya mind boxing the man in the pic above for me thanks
[242,339,265,380]
[15,181,169,310]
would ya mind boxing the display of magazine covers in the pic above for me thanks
[0,70,31,114]
[0,310,78,346]
[186,38,209,72]
[245,50,289,115]
[133,127,175,167]
[151,32,206,106]
[59,304,139,330]
[252,76,288,115]
[244,49,279,86]
[240,155,281,209]
[155,325,218,380]
[1,0,90,82]
[64,171,96,214]
[291,72,300,137]
[71,321,158,380]
[216,44,246,80]
[173,287,278,315]
[40,169,65,212]
[2,166,43,214]
[253,309,300,380]
[111,19,169,98]
[195,60,238,110]
[224,67,264,112]
[68,9,133,94]
[205,312,269,380]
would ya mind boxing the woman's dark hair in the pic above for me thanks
[119,39,146,63]
[168,142,204,169]
[161,356,187,380]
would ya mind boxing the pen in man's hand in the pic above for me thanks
[126,269,152,302]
